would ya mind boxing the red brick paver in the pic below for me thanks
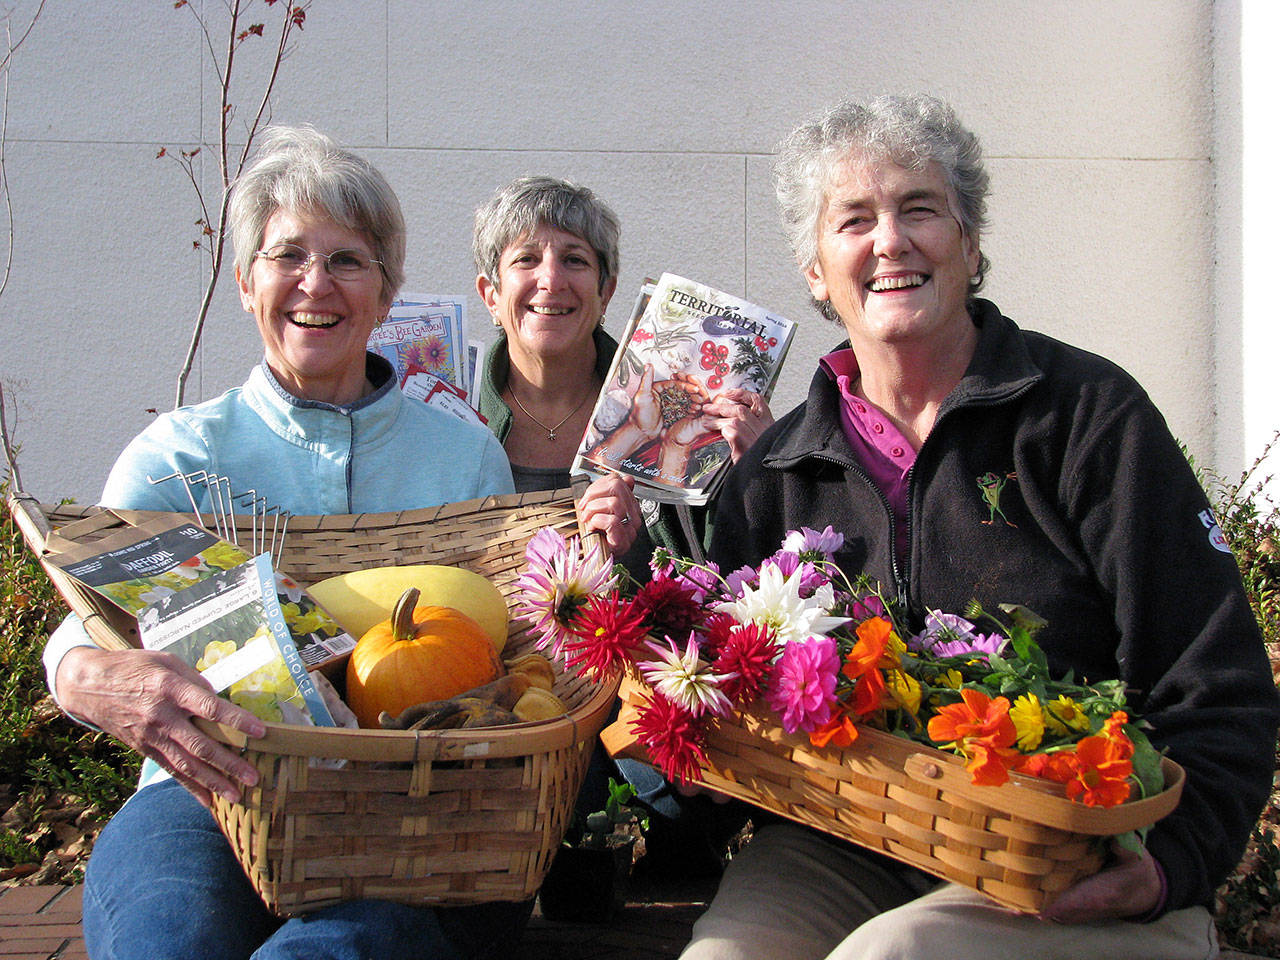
[0,883,1268,960]
[0,881,707,960]
[0,886,86,959]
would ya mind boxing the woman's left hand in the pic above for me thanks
[703,389,774,462]
[578,473,643,557]
[1040,842,1162,923]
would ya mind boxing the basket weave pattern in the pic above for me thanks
[14,490,618,916]
[604,675,1183,913]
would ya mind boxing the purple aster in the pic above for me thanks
[725,564,759,597]
[780,525,844,563]
[649,556,722,604]
[909,611,1008,660]
[848,594,887,622]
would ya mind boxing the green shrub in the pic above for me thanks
[1201,435,1280,955]
[0,481,139,882]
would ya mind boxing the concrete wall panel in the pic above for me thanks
[0,0,1241,505]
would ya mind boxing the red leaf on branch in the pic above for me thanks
[291,7,306,28]
[174,0,188,8]
[248,23,264,37]
[155,147,167,159]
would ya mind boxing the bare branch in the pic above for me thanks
[0,382,22,492]
[0,0,47,77]
[173,0,307,409]
[0,23,15,305]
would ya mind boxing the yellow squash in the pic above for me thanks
[309,564,508,652]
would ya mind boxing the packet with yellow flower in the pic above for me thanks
[47,512,356,672]
[136,552,334,726]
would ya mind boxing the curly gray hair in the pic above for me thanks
[472,176,620,295]
[229,124,405,302]
[773,94,991,323]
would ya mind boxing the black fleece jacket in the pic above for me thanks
[710,299,1280,914]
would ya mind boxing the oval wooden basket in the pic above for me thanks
[10,489,619,916]
[603,675,1184,914]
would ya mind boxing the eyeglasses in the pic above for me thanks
[255,243,385,281]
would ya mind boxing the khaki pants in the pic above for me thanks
[680,824,1219,960]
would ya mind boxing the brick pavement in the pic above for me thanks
[0,880,711,960]
[2,883,1267,960]
[0,886,86,960]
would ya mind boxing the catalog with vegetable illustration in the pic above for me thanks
[573,273,795,504]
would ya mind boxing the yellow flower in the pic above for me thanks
[882,630,906,669]
[884,669,922,716]
[281,601,330,636]
[1009,693,1045,750]
[925,668,965,707]
[1045,695,1091,735]
[196,639,239,672]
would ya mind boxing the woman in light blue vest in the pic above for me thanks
[43,126,518,960]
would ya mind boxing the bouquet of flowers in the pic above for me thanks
[513,525,1166,815]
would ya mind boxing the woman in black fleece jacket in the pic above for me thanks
[679,94,1280,960]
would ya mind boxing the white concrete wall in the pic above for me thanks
[0,0,1247,506]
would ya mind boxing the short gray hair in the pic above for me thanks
[774,94,991,322]
[229,125,406,301]
[472,176,620,295]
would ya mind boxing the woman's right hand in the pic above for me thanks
[55,645,267,808]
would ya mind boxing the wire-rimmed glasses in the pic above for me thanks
[255,243,385,281]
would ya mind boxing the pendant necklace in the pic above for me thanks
[510,385,591,441]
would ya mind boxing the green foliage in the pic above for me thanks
[1192,435,1280,646]
[1197,434,1280,955]
[577,778,649,851]
[0,481,140,879]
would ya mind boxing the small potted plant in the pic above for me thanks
[538,777,649,922]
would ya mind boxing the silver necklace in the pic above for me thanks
[509,385,591,441]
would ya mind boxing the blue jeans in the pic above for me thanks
[83,779,533,960]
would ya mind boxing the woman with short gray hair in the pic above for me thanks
[682,93,1278,960]
[44,125,518,960]
[230,124,408,300]
[472,175,775,567]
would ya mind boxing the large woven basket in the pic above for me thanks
[603,674,1184,913]
[9,489,619,916]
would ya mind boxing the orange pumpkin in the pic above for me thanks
[345,587,504,728]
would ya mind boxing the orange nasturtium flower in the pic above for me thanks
[842,616,892,716]
[1101,710,1135,759]
[1016,748,1077,784]
[809,710,861,749]
[1063,732,1133,807]
[926,688,1020,785]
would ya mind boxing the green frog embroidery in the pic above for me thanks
[977,471,1018,527]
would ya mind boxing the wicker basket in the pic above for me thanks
[9,489,620,916]
[602,674,1185,913]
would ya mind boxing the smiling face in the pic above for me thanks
[476,225,616,368]
[237,208,391,405]
[804,157,980,355]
